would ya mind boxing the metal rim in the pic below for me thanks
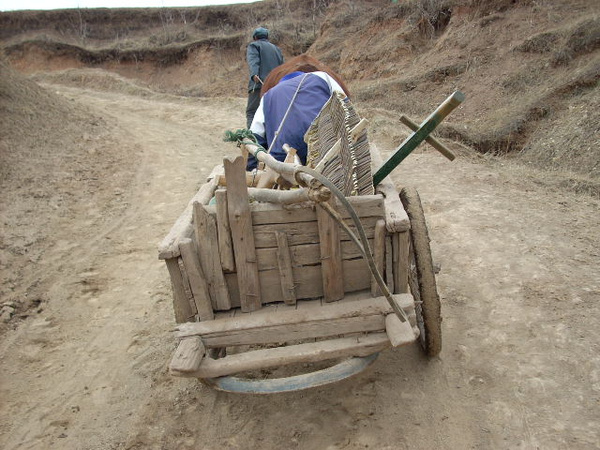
[203,353,380,394]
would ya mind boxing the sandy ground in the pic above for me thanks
[0,86,599,450]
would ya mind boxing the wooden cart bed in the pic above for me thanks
[158,146,419,383]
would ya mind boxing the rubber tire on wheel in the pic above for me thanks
[400,187,442,356]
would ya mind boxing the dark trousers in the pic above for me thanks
[246,88,261,128]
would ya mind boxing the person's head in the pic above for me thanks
[252,27,269,40]
[261,54,350,97]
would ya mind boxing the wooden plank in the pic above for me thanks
[177,333,392,378]
[253,216,380,249]
[370,145,410,233]
[179,238,214,321]
[179,313,384,348]
[158,165,222,260]
[225,258,373,307]
[169,336,206,373]
[371,219,386,297]
[214,189,236,273]
[250,194,384,225]
[385,314,417,347]
[255,239,373,272]
[177,295,414,337]
[193,201,231,310]
[165,258,196,323]
[386,234,394,293]
[224,155,261,312]
[275,231,296,305]
[317,202,344,302]
[176,294,396,338]
[393,232,410,294]
[177,257,198,317]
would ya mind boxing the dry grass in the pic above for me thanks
[1,0,598,190]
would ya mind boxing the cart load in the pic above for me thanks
[158,91,464,393]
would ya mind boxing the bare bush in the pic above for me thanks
[413,0,452,37]
[552,17,600,66]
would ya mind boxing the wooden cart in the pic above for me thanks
[158,92,462,393]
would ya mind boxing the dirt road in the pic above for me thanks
[1,86,598,450]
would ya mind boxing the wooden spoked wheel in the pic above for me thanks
[400,187,442,356]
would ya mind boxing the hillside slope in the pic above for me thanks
[1,0,599,186]
[0,60,136,322]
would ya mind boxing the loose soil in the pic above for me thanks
[1,0,599,447]
[0,71,598,449]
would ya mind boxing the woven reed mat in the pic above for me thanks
[305,92,374,196]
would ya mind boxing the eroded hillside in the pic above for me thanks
[1,0,599,187]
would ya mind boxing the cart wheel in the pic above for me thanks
[400,187,442,356]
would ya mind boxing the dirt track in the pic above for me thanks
[1,86,599,450]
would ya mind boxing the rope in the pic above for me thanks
[223,129,267,159]
[223,129,257,145]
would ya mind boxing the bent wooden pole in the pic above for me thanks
[241,142,317,189]
[372,90,465,186]
[247,187,330,204]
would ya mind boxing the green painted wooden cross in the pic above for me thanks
[372,90,465,186]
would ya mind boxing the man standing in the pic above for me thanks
[246,27,283,128]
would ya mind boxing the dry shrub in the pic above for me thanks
[425,62,469,82]
[466,0,531,17]
[552,17,600,66]
[148,29,188,46]
[515,30,560,54]
[413,0,453,37]
[370,0,452,38]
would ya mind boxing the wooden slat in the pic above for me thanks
[196,314,384,348]
[275,231,296,305]
[158,165,222,260]
[224,155,261,312]
[177,257,198,317]
[253,216,380,249]
[370,145,409,232]
[386,234,394,293]
[225,258,372,307]
[249,194,384,225]
[179,238,214,321]
[371,219,386,297]
[176,296,403,336]
[255,239,373,271]
[385,314,417,347]
[169,336,206,373]
[317,202,344,302]
[177,333,392,378]
[393,232,410,294]
[214,189,236,273]
[193,201,231,310]
[165,258,196,323]
[176,294,414,341]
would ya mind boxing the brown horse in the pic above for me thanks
[260,54,350,97]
